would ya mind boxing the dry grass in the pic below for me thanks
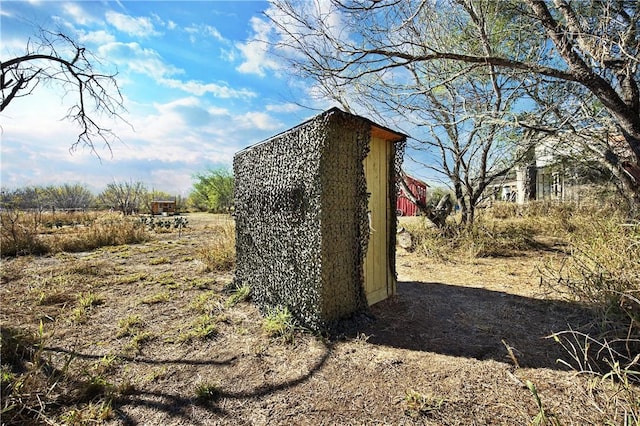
[539,211,639,409]
[1,210,638,424]
[0,323,123,425]
[402,201,640,422]
[195,222,235,272]
[402,214,539,261]
[1,210,150,256]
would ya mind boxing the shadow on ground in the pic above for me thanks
[353,281,594,370]
[41,342,333,426]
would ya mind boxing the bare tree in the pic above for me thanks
[45,184,95,211]
[405,79,535,224]
[0,186,49,212]
[266,0,640,209]
[267,0,537,225]
[99,181,147,215]
[1,29,126,153]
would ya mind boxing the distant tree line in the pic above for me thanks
[0,182,183,215]
[1,184,94,212]
[0,169,234,216]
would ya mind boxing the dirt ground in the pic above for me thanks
[0,213,633,425]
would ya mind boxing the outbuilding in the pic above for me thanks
[233,108,407,330]
[151,200,176,216]
[397,174,429,216]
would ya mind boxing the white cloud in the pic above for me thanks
[98,42,182,80]
[62,3,96,26]
[1,85,85,149]
[0,85,285,193]
[97,42,256,99]
[236,17,280,77]
[185,24,224,42]
[245,0,349,79]
[78,30,116,45]
[0,36,29,56]
[110,98,281,162]
[101,103,239,178]
[105,11,159,37]
[220,47,236,62]
[148,167,196,194]
[150,13,178,32]
[160,78,256,99]
[241,111,282,131]
[1,2,312,194]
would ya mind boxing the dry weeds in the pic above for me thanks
[1,211,637,425]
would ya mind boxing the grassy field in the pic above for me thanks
[1,207,638,425]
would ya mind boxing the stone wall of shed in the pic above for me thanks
[233,108,397,331]
[233,114,328,329]
[318,113,370,322]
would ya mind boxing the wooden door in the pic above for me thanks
[363,136,394,305]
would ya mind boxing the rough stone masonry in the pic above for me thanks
[233,108,405,331]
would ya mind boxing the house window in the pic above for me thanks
[552,172,562,199]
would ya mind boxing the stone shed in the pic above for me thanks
[233,107,406,330]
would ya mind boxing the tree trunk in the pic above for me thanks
[457,196,469,225]
[467,203,476,227]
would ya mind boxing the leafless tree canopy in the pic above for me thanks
[100,180,147,215]
[266,0,640,208]
[1,29,126,154]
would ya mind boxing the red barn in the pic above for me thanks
[397,175,428,216]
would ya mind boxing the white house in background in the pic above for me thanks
[530,137,584,203]
[489,139,579,204]
[490,132,636,205]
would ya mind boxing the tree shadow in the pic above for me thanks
[42,347,240,366]
[352,281,594,370]
[42,341,333,425]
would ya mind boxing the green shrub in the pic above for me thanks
[262,306,295,343]
[224,284,251,308]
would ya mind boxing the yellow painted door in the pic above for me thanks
[363,136,392,305]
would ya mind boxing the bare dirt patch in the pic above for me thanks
[1,213,633,425]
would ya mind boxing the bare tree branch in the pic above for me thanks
[266,0,640,209]
[1,29,128,155]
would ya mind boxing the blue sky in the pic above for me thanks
[1,0,430,196]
